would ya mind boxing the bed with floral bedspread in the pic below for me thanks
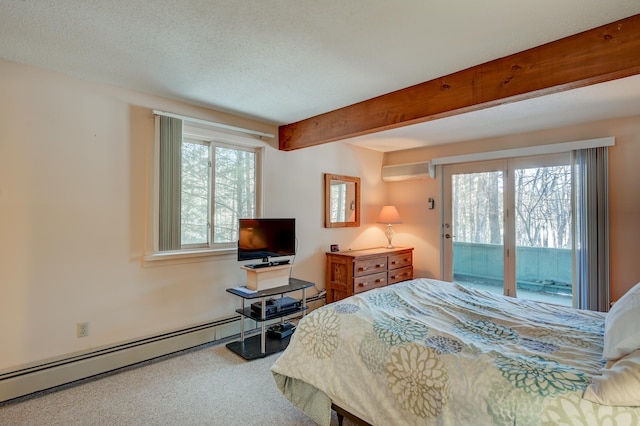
[271,278,640,425]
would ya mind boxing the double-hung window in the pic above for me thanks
[154,114,262,256]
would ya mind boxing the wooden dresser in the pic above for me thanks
[325,247,414,303]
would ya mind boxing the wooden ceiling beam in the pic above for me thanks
[279,13,640,151]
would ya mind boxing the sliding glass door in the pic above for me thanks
[442,154,573,306]
[512,155,573,305]
[443,160,507,296]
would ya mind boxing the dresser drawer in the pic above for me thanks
[354,257,387,277]
[326,247,413,303]
[388,252,412,270]
[388,266,413,284]
[354,272,387,293]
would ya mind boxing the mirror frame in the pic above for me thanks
[324,173,361,228]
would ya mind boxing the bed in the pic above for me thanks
[271,278,640,425]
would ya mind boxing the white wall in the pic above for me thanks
[0,58,385,371]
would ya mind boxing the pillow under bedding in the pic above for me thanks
[583,349,640,406]
[603,282,640,361]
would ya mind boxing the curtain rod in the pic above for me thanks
[153,110,275,139]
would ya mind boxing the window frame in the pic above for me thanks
[145,117,264,264]
[180,137,212,250]
[438,138,614,310]
[442,153,572,304]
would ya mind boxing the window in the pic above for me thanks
[443,154,573,306]
[329,182,347,223]
[437,138,613,310]
[153,115,262,256]
[181,139,210,246]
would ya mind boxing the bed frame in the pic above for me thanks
[332,403,371,426]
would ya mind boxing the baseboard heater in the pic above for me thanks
[0,293,325,404]
[0,315,246,403]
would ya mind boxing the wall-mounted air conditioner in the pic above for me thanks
[381,161,434,182]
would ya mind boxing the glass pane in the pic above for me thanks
[330,183,347,222]
[452,171,505,296]
[515,165,572,306]
[181,141,210,245]
[213,147,256,244]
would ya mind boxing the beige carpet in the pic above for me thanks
[0,342,356,425]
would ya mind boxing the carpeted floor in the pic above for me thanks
[0,342,355,425]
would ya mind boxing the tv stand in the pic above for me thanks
[226,278,314,360]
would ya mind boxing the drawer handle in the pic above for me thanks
[359,279,383,287]
[359,264,385,271]
[391,272,410,280]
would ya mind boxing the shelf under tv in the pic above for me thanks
[226,277,314,360]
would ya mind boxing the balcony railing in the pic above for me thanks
[453,242,573,306]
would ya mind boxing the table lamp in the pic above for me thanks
[377,205,402,248]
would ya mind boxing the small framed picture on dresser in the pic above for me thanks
[330,244,340,252]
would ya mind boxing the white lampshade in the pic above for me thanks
[377,205,402,224]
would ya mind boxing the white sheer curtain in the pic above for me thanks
[158,115,183,251]
[573,147,610,311]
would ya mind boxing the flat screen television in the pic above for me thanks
[237,218,296,266]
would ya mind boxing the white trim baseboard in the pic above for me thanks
[0,316,251,403]
[1,293,326,404]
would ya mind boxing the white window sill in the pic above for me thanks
[143,247,236,267]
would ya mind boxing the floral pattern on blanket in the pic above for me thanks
[386,343,448,418]
[271,278,640,426]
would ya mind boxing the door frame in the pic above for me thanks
[439,153,571,298]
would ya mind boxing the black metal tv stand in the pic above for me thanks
[226,277,314,360]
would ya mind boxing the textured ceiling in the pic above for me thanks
[1,1,639,150]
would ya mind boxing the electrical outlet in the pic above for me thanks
[76,321,89,338]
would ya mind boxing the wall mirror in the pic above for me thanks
[324,173,360,228]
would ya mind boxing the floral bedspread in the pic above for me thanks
[271,278,640,425]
